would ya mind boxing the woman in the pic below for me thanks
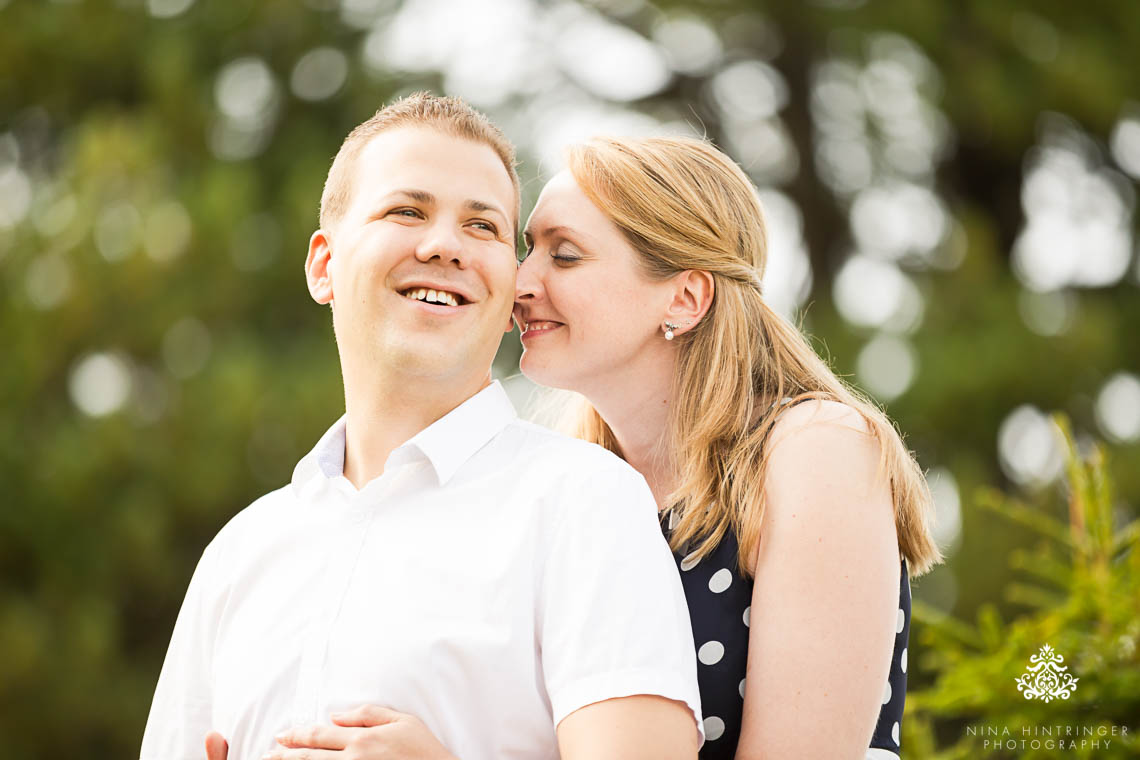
[266,136,941,760]
[512,135,940,759]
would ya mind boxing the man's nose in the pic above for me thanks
[414,222,465,265]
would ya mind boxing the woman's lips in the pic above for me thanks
[520,320,564,340]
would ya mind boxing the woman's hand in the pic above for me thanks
[205,731,228,760]
[263,705,458,760]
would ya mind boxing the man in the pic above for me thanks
[140,93,702,760]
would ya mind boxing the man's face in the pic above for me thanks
[310,127,518,385]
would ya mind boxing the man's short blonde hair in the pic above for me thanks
[319,92,520,235]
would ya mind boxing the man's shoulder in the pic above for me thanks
[212,484,297,544]
[499,419,639,477]
[494,421,657,520]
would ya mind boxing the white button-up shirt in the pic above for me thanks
[141,381,701,760]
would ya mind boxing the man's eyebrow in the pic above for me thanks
[464,198,509,219]
[387,191,506,220]
[389,189,436,204]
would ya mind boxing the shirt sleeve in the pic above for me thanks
[139,537,225,760]
[538,457,704,743]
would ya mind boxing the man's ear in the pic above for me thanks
[305,230,334,305]
[664,270,715,337]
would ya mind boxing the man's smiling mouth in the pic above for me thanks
[399,287,466,307]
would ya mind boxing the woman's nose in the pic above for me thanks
[514,255,543,301]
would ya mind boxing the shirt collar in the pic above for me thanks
[403,380,518,484]
[291,380,518,495]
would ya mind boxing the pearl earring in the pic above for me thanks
[664,321,679,340]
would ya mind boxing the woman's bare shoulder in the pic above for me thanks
[767,398,873,446]
[761,398,887,516]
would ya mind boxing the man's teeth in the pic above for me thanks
[402,288,459,307]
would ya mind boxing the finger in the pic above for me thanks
[330,704,403,727]
[205,731,228,760]
[275,724,353,750]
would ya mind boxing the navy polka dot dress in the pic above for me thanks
[666,525,911,759]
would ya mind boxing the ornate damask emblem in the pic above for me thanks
[1015,644,1079,702]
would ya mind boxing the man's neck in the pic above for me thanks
[340,369,492,489]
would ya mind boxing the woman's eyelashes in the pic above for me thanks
[551,241,584,264]
[518,235,584,265]
[551,252,581,265]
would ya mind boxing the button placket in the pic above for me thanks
[288,468,406,723]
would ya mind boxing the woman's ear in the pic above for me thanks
[305,230,334,305]
[664,270,715,336]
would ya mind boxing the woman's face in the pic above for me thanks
[514,171,677,394]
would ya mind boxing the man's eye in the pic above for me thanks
[391,208,421,218]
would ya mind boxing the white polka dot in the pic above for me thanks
[896,608,905,634]
[866,750,900,760]
[742,606,751,627]
[698,640,725,665]
[891,721,900,746]
[901,647,908,673]
[703,716,725,741]
[738,678,746,698]
[680,551,700,571]
[708,568,733,593]
[882,680,892,704]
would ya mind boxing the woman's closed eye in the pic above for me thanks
[550,244,584,265]
[517,237,583,265]
[552,252,581,265]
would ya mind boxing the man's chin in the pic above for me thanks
[339,323,502,384]
[389,347,463,377]
[380,338,490,384]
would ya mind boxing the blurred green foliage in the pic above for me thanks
[1,1,1137,758]
[906,419,1139,758]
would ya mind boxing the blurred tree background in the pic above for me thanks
[1,0,1137,757]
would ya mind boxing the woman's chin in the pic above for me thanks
[519,353,578,392]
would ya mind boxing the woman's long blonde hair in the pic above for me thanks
[563,136,941,577]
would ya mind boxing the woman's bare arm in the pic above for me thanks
[736,400,901,760]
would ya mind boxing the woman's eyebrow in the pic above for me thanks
[527,224,577,240]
